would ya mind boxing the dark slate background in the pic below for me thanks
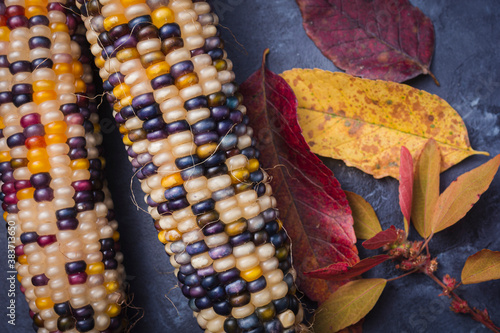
[1,0,499,332]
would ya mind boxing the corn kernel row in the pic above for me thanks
[77,0,304,332]
[0,0,127,331]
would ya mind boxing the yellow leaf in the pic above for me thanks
[314,278,386,332]
[462,249,500,285]
[345,191,382,240]
[431,154,500,234]
[280,69,487,179]
[412,139,440,238]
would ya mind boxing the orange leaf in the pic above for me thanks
[399,146,413,235]
[462,249,500,285]
[412,139,440,238]
[280,69,488,179]
[431,155,500,234]
[345,190,382,240]
[314,278,386,332]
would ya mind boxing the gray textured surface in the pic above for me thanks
[1,0,499,332]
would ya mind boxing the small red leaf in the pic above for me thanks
[296,0,437,83]
[363,226,399,250]
[306,255,392,281]
[240,51,359,303]
[399,146,414,235]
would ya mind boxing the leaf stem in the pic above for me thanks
[424,270,500,333]
[386,269,418,282]
[419,233,434,256]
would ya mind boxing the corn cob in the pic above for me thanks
[0,0,128,331]
[76,0,305,331]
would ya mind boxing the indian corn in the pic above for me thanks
[0,0,127,331]
[76,0,305,332]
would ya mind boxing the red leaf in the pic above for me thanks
[296,0,437,83]
[399,146,414,235]
[363,226,399,250]
[240,50,359,303]
[306,255,392,281]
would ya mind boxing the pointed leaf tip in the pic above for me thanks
[345,191,382,240]
[462,249,500,285]
[431,154,500,234]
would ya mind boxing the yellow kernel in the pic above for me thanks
[0,27,11,42]
[86,262,105,275]
[26,5,48,18]
[17,274,23,283]
[18,255,28,265]
[103,15,128,31]
[120,95,133,107]
[70,159,90,170]
[175,73,199,90]
[95,55,106,68]
[112,231,120,242]
[72,61,84,76]
[33,90,57,104]
[0,117,4,129]
[196,142,218,159]
[0,151,11,163]
[27,148,49,161]
[241,266,263,282]
[105,281,119,294]
[28,159,51,174]
[105,303,121,317]
[119,125,128,135]
[145,61,170,80]
[122,135,133,146]
[35,297,54,310]
[116,48,140,62]
[151,7,175,28]
[113,83,131,100]
[26,0,48,7]
[99,157,106,168]
[45,121,67,135]
[45,133,67,145]
[50,22,69,33]
[3,212,8,221]
[161,173,184,188]
[33,80,56,92]
[230,168,250,184]
[94,123,101,133]
[158,230,168,244]
[247,159,260,173]
[74,79,86,93]
[17,188,35,201]
[53,63,72,75]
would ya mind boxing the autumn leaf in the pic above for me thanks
[412,139,440,238]
[431,154,500,234]
[362,226,399,250]
[240,51,359,303]
[280,69,487,179]
[462,249,500,285]
[296,0,437,83]
[306,255,392,281]
[314,279,387,332]
[345,190,382,240]
[399,146,413,235]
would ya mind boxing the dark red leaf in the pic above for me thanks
[306,255,392,281]
[399,146,414,235]
[363,225,399,250]
[296,0,437,83]
[240,50,359,303]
